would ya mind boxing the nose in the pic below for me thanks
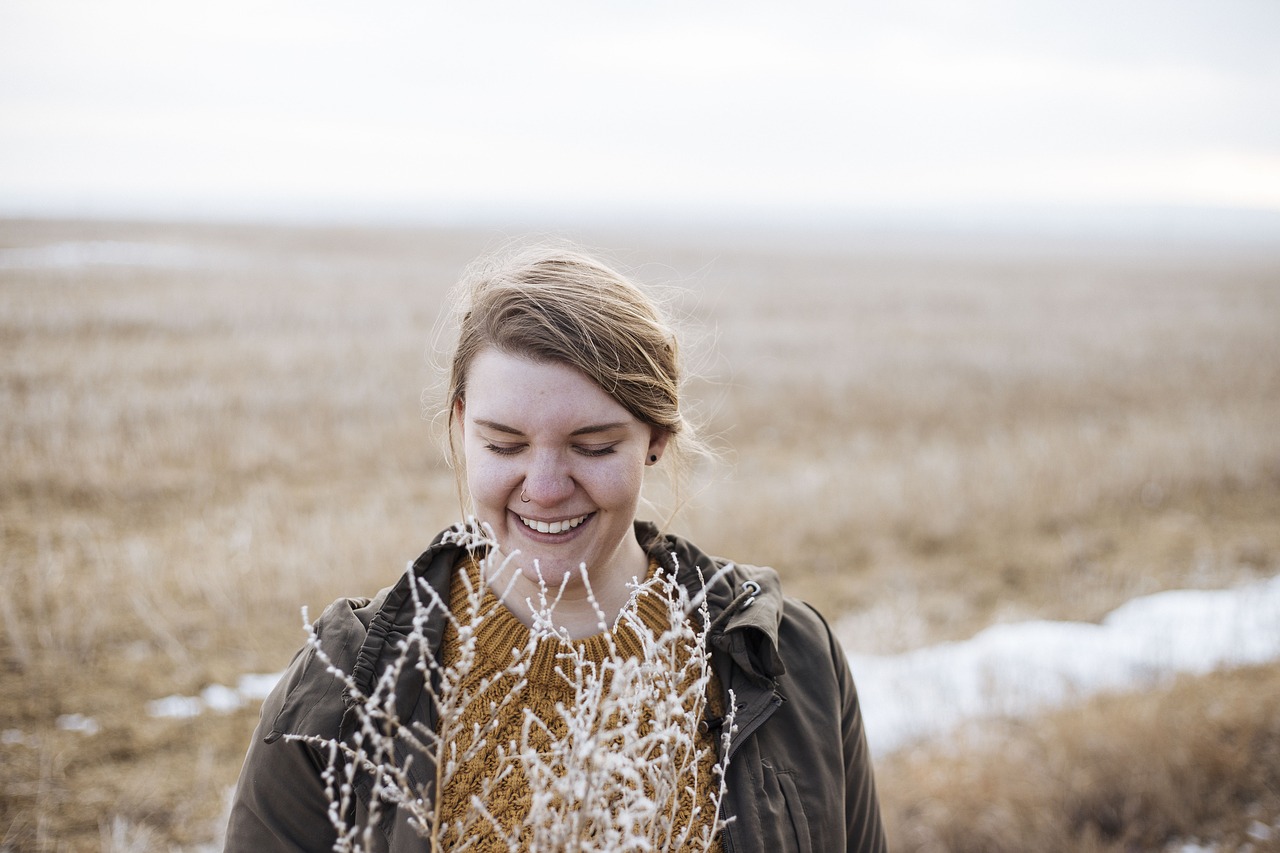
[520,450,575,506]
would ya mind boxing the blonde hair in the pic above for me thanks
[442,243,700,514]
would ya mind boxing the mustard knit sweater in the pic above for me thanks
[435,559,725,851]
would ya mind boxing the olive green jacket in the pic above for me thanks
[225,522,886,852]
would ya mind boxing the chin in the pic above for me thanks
[517,560,583,591]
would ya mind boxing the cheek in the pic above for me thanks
[589,458,647,508]
[462,447,515,505]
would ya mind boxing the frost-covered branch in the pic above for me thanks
[294,521,735,852]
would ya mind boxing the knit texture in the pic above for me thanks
[435,557,725,851]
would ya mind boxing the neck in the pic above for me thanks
[483,536,649,640]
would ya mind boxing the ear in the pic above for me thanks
[453,398,466,433]
[646,428,671,465]
[447,399,468,468]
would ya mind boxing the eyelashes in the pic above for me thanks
[483,442,522,456]
[482,443,618,458]
[577,445,617,458]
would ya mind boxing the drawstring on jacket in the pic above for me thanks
[708,579,761,636]
[701,579,764,734]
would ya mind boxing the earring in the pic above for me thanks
[520,487,530,503]
[649,455,658,463]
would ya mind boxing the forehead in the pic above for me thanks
[464,348,635,427]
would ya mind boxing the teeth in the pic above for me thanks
[521,513,588,534]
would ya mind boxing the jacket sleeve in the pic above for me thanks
[827,619,888,853]
[223,644,343,852]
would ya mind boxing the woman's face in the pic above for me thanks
[457,348,668,593]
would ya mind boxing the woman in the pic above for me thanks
[225,245,886,852]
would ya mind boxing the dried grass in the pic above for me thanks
[2,218,1278,849]
[879,663,1280,852]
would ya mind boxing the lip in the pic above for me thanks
[509,509,595,539]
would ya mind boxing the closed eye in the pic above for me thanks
[575,444,617,458]
[483,442,524,456]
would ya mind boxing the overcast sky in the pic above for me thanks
[1,0,1278,227]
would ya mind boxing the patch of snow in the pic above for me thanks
[147,695,206,719]
[140,575,1280,751]
[146,673,282,719]
[237,672,282,701]
[201,684,244,714]
[843,575,1280,755]
[55,713,100,735]
[2,729,30,746]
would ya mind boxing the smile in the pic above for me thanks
[518,513,590,535]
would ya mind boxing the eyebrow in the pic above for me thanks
[472,418,631,438]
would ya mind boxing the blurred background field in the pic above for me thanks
[2,217,1278,851]
[5,0,1280,848]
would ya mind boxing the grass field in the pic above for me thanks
[2,217,1278,850]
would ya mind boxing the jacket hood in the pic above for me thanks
[636,521,786,684]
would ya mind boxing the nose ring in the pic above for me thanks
[520,487,530,503]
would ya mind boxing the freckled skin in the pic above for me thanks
[458,349,668,633]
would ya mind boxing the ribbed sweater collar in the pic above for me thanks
[452,557,672,688]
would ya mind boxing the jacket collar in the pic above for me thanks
[636,521,786,684]
[337,520,789,703]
